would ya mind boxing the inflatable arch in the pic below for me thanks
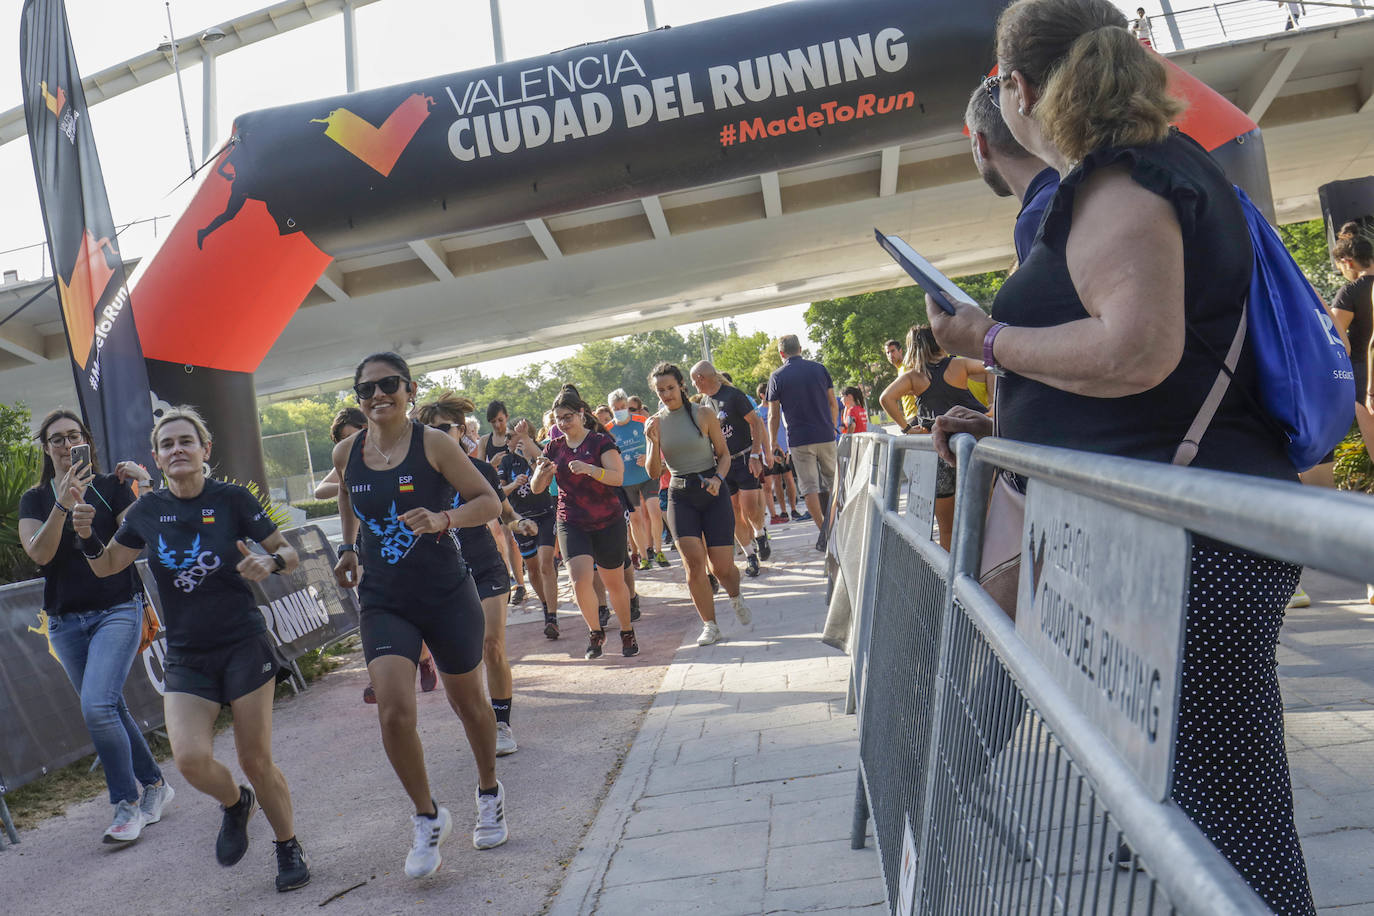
[122,0,1274,486]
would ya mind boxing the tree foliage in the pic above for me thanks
[1278,217,1343,302]
[0,402,39,584]
[804,271,1008,395]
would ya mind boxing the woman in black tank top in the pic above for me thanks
[480,400,527,609]
[926,3,1311,910]
[879,325,987,550]
[332,352,510,875]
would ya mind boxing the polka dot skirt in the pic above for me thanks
[1172,538,1315,915]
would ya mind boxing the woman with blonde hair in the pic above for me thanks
[77,407,309,891]
[929,0,1312,909]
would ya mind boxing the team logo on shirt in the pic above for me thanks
[398,474,414,493]
[157,534,223,593]
[201,509,216,524]
[356,501,419,565]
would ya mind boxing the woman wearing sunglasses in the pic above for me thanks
[331,353,508,879]
[75,406,309,892]
[19,408,171,846]
[413,390,531,758]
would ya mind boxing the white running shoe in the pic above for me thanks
[473,782,509,850]
[696,621,722,646]
[1287,586,1311,609]
[103,799,145,844]
[495,722,518,757]
[139,782,175,825]
[731,594,753,627]
[405,806,452,878]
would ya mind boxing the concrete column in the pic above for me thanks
[343,0,359,92]
[490,0,506,62]
[201,52,217,160]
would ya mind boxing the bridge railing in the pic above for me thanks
[836,430,1374,913]
[1148,0,1367,53]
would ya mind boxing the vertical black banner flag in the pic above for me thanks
[20,0,156,475]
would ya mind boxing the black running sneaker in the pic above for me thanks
[597,605,610,629]
[756,534,771,561]
[585,629,606,659]
[543,610,560,640]
[216,785,256,866]
[510,585,526,606]
[621,628,640,657]
[630,594,641,622]
[791,509,809,522]
[274,837,310,892]
[744,554,760,578]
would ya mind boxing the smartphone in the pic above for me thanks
[69,444,91,472]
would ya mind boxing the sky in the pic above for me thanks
[0,0,1145,381]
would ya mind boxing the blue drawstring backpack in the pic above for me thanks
[1179,188,1355,472]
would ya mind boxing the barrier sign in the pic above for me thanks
[900,448,937,537]
[1015,482,1189,801]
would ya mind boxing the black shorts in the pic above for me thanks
[620,485,640,510]
[725,454,762,493]
[766,450,794,476]
[936,457,957,499]
[360,573,485,675]
[513,512,556,558]
[473,560,509,600]
[557,517,629,570]
[623,478,658,507]
[667,479,735,548]
[164,633,285,705]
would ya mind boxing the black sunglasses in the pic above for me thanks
[429,422,454,434]
[354,375,409,400]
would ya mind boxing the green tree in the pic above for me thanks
[258,393,352,477]
[1278,217,1343,302]
[712,326,773,395]
[805,287,927,393]
[0,402,39,584]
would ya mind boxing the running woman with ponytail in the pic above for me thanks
[645,363,752,647]
[332,353,509,878]
[76,407,309,892]
[529,386,640,659]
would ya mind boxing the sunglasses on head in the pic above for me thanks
[354,375,409,400]
[983,74,1008,110]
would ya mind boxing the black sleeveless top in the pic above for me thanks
[992,131,1294,482]
[483,434,509,463]
[916,357,986,428]
[347,421,468,611]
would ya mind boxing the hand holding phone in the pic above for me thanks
[69,443,91,471]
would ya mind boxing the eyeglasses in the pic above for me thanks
[429,422,454,434]
[45,431,85,447]
[354,375,409,400]
[983,74,1008,110]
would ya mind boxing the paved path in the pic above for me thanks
[1283,569,1374,914]
[549,524,884,916]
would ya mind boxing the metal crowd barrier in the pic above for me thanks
[837,431,1374,914]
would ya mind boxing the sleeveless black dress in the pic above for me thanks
[992,131,1313,914]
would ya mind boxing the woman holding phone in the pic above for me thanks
[19,409,170,846]
[75,407,310,892]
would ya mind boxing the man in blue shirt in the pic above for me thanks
[966,80,1057,262]
[765,334,838,535]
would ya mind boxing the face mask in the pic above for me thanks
[613,409,630,424]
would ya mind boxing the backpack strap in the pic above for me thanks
[1173,302,1248,466]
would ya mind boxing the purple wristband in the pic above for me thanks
[982,322,1008,376]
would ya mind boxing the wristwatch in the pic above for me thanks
[338,544,357,556]
[271,552,287,573]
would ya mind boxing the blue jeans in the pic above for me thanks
[46,600,163,804]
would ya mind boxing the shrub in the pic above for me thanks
[292,498,338,519]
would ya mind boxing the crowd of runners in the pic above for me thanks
[21,341,846,893]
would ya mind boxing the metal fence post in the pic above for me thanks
[910,433,991,909]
